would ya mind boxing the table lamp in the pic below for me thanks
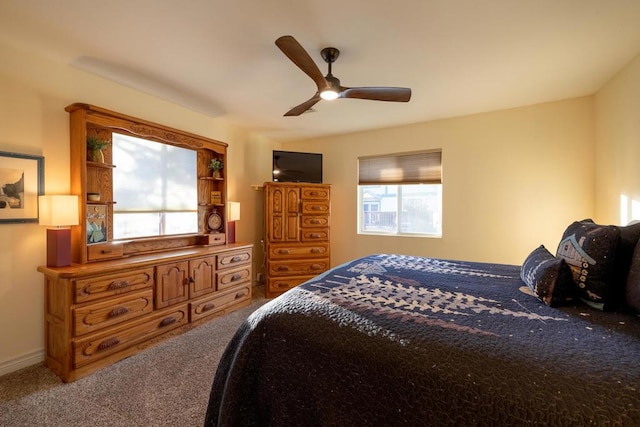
[227,201,240,244]
[39,195,79,267]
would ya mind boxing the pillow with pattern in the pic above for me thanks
[556,220,621,310]
[521,245,575,307]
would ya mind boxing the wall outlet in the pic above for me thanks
[256,273,263,282]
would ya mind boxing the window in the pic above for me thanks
[358,150,442,236]
[112,133,198,239]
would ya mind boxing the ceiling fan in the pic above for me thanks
[275,35,412,116]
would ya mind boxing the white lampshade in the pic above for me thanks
[228,201,241,222]
[39,195,79,227]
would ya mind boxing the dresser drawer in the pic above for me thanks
[74,268,154,304]
[268,243,329,259]
[217,266,251,291]
[73,289,154,336]
[87,243,124,261]
[217,248,252,269]
[301,228,329,242]
[267,259,330,277]
[301,216,329,227]
[267,276,312,294]
[302,201,330,215]
[301,187,330,200]
[73,304,189,368]
[190,284,251,322]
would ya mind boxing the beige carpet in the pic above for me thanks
[0,294,268,427]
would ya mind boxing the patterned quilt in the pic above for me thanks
[205,254,640,426]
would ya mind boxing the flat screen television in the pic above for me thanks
[272,150,323,183]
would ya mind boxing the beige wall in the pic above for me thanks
[0,41,274,375]
[594,54,640,225]
[282,97,595,267]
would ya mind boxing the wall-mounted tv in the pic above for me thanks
[272,150,323,183]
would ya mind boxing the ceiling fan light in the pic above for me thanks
[320,89,339,100]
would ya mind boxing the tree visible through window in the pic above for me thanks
[358,151,442,237]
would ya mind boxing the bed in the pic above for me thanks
[205,247,640,425]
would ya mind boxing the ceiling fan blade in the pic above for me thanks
[276,35,328,92]
[284,93,322,116]
[340,86,412,102]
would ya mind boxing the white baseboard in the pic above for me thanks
[0,350,45,378]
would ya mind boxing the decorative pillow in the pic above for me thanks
[624,222,640,312]
[520,245,575,307]
[555,220,621,310]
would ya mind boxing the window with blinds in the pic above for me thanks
[358,150,442,236]
[112,133,198,239]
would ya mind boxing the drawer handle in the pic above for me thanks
[309,191,319,196]
[202,303,216,312]
[97,337,120,351]
[276,265,290,271]
[235,291,247,299]
[310,219,322,224]
[101,249,113,254]
[277,282,290,289]
[309,233,321,238]
[310,206,323,211]
[278,249,290,255]
[231,273,242,281]
[311,248,321,254]
[108,280,130,290]
[160,317,177,327]
[212,236,223,241]
[311,264,323,270]
[231,256,243,263]
[109,306,130,318]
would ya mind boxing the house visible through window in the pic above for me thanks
[358,150,442,237]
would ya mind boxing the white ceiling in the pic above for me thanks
[1,0,640,142]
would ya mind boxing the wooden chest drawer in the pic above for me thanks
[301,187,329,200]
[217,265,251,291]
[267,259,330,277]
[190,284,251,322]
[301,216,329,227]
[87,243,124,261]
[302,200,329,215]
[301,228,329,242]
[267,276,312,294]
[268,243,329,259]
[217,248,252,269]
[73,304,188,368]
[73,289,154,336]
[74,268,154,304]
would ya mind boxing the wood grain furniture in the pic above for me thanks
[264,182,330,298]
[38,245,252,382]
[38,104,253,382]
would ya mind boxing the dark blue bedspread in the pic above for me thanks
[205,254,640,426]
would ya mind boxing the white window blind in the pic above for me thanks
[113,133,197,212]
[358,150,442,185]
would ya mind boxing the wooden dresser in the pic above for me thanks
[264,182,330,298]
[38,244,252,382]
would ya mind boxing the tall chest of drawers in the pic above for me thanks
[264,182,330,298]
[38,244,252,382]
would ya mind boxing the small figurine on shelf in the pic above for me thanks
[209,158,224,178]
[87,136,109,163]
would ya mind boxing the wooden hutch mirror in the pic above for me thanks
[67,103,228,264]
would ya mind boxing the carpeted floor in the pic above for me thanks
[0,293,269,427]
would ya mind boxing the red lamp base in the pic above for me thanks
[47,228,71,267]
[227,221,236,244]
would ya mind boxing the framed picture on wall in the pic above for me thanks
[0,151,44,223]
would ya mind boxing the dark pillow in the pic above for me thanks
[556,220,621,310]
[625,229,640,312]
[617,221,640,286]
[521,245,575,306]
